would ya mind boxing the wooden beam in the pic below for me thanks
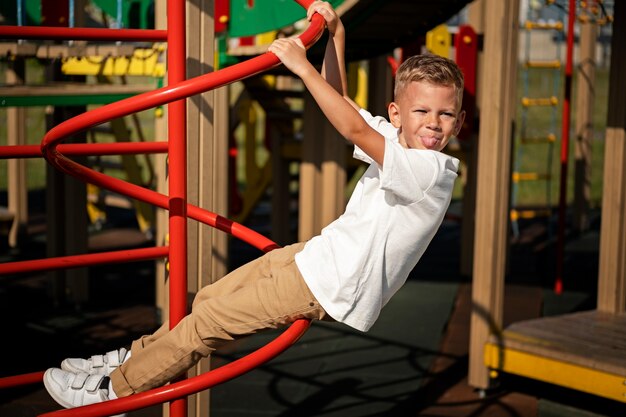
[598,1,626,314]
[185,1,222,416]
[573,21,597,232]
[298,91,324,241]
[468,0,519,390]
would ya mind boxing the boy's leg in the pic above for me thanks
[110,243,326,396]
[129,243,304,354]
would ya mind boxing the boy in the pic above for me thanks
[43,1,464,409]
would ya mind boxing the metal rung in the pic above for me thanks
[521,96,558,107]
[525,60,561,69]
[510,208,552,221]
[521,134,557,144]
[524,20,564,30]
[512,172,552,182]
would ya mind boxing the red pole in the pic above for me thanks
[166,0,188,415]
[0,26,166,41]
[555,0,576,295]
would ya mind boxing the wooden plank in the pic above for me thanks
[598,1,626,314]
[493,311,626,376]
[468,0,519,389]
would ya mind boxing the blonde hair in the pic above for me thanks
[394,54,464,107]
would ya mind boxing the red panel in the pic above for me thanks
[215,0,230,33]
[454,25,478,141]
[41,0,69,27]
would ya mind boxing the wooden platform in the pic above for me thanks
[485,310,626,403]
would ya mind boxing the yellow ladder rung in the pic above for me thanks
[510,208,552,221]
[521,96,559,107]
[512,172,551,182]
[521,134,557,144]
[525,60,561,69]
[524,20,564,30]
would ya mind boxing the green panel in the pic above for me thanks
[25,0,41,25]
[91,0,153,29]
[0,93,141,107]
[229,0,345,37]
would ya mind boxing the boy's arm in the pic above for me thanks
[308,1,360,111]
[269,37,385,166]
[308,2,347,97]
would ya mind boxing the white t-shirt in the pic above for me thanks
[295,109,459,332]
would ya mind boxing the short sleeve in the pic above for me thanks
[379,139,458,205]
[353,108,399,164]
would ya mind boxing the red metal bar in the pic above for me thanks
[0,26,167,42]
[166,0,188,415]
[555,0,576,295]
[0,142,168,159]
[0,2,325,416]
[0,372,45,389]
[0,246,168,275]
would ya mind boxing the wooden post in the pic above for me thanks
[6,58,27,248]
[573,21,597,233]
[468,0,519,390]
[270,75,295,246]
[299,92,345,240]
[45,62,89,308]
[298,91,322,241]
[597,1,626,314]
[185,0,228,416]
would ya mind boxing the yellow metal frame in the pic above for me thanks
[485,342,626,403]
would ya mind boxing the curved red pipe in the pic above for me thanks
[0,1,324,416]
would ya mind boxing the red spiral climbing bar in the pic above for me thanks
[0,1,325,416]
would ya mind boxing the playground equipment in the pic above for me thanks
[470,0,625,406]
[0,1,324,416]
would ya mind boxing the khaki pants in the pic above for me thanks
[109,242,328,396]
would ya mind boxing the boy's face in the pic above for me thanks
[388,80,465,152]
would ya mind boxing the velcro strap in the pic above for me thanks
[106,350,121,367]
[91,354,105,368]
[84,374,105,393]
[70,372,88,389]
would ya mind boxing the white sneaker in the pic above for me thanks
[43,368,110,408]
[61,348,129,376]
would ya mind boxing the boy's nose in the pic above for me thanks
[426,115,440,129]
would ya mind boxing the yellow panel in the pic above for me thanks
[62,45,166,77]
[485,343,626,403]
[426,24,451,58]
[255,30,277,46]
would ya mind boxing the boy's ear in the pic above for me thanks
[388,102,401,128]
